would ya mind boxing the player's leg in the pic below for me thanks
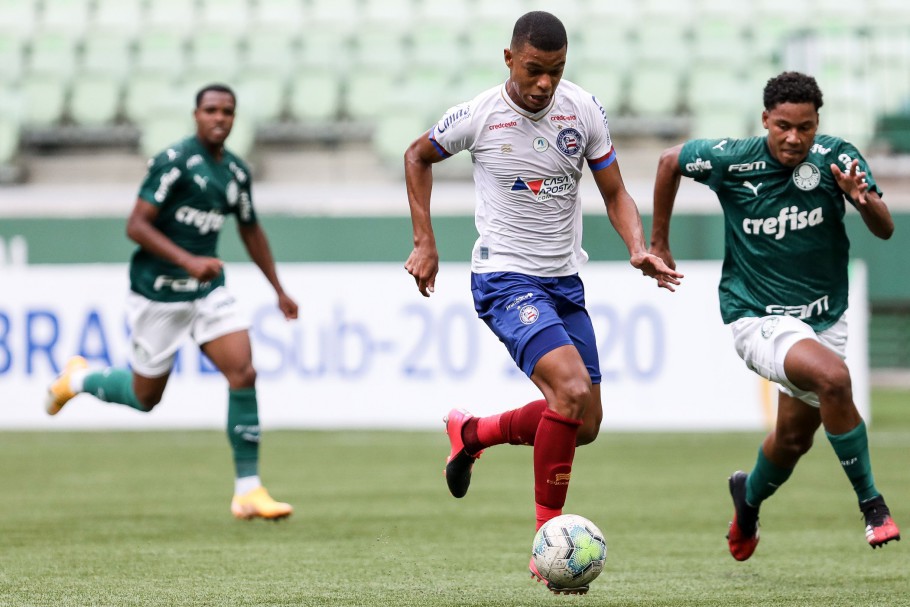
[45,294,184,415]
[783,337,900,547]
[729,390,819,560]
[202,329,292,520]
[529,344,592,530]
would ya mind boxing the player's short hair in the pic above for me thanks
[511,11,567,52]
[195,83,236,108]
[763,71,823,111]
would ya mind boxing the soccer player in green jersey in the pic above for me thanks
[650,71,900,560]
[45,84,299,521]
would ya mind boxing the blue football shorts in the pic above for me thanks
[470,271,601,383]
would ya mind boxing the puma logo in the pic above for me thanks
[743,181,763,196]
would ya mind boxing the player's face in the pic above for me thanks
[762,102,818,167]
[194,91,235,148]
[504,41,567,113]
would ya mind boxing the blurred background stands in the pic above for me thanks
[1,0,910,181]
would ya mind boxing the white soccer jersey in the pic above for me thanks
[430,79,616,276]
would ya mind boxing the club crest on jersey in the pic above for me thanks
[518,304,539,325]
[556,128,581,156]
[792,162,821,191]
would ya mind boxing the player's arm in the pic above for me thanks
[404,129,447,297]
[592,160,682,291]
[649,143,685,270]
[831,159,894,240]
[238,222,298,320]
[126,197,223,282]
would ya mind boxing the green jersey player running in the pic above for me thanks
[650,71,900,560]
[45,84,299,521]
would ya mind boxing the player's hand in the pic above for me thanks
[831,159,869,205]
[404,246,439,297]
[632,251,683,292]
[185,256,224,281]
[277,292,298,320]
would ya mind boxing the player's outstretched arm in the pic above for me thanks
[831,159,894,240]
[592,160,683,292]
[404,130,446,297]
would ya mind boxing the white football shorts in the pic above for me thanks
[125,286,250,377]
[729,313,848,408]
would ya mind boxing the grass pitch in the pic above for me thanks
[2,390,908,607]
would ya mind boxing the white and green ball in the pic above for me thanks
[532,514,607,588]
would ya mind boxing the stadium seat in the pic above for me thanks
[0,32,27,84]
[197,0,251,33]
[139,111,196,159]
[297,28,354,74]
[627,64,684,117]
[244,28,299,78]
[350,25,410,71]
[343,67,402,121]
[186,29,242,85]
[287,67,343,123]
[0,0,38,37]
[123,73,182,125]
[0,115,19,165]
[570,61,628,116]
[91,0,144,35]
[80,30,134,80]
[38,0,92,36]
[69,75,122,126]
[20,74,69,126]
[234,72,288,125]
[144,0,199,33]
[134,30,189,78]
[309,0,362,33]
[361,0,415,28]
[408,22,465,72]
[249,0,308,32]
[372,112,429,174]
[27,30,79,80]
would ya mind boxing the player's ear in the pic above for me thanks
[761,110,770,130]
[504,48,513,69]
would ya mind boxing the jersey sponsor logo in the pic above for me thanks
[728,161,767,173]
[175,205,226,235]
[436,105,470,134]
[518,304,539,325]
[765,294,830,320]
[510,175,577,201]
[742,205,824,240]
[592,94,609,130]
[685,157,712,172]
[533,137,549,152]
[488,120,517,130]
[186,154,203,169]
[152,275,209,292]
[154,167,182,202]
[792,162,821,190]
[811,143,832,155]
[550,114,577,121]
[556,128,582,155]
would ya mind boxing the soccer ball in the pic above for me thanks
[531,514,607,589]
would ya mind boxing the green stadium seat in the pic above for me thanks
[627,64,684,117]
[27,30,79,80]
[145,0,199,33]
[69,74,122,126]
[134,30,188,78]
[408,22,465,72]
[123,73,181,125]
[362,0,415,28]
[186,28,242,85]
[244,28,299,78]
[138,110,195,159]
[298,28,354,74]
[0,32,27,84]
[197,0,251,33]
[38,0,91,35]
[234,72,288,125]
[20,74,68,126]
[0,90,22,164]
[287,67,342,123]
[309,0,362,33]
[250,0,308,32]
[371,112,430,174]
[343,67,402,121]
[0,0,39,36]
[91,0,144,35]
[351,25,410,71]
[80,30,134,79]
[570,61,628,116]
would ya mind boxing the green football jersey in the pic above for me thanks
[678,134,881,330]
[130,135,257,302]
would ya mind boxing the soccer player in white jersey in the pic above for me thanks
[403,11,682,594]
[650,71,900,560]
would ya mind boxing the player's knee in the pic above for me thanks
[814,364,852,406]
[555,379,592,419]
[775,430,814,462]
[227,365,257,388]
[576,421,600,446]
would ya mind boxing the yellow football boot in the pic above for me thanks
[45,356,88,416]
[231,486,293,520]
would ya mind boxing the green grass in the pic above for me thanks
[2,390,908,607]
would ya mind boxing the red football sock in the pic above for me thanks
[465,399,548,453]
[534,408,582,530]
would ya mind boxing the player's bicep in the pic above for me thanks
[406,129,449,165]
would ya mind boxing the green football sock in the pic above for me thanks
[826,420,879,503]
[227,387,260,479]
[745,447,794,506]
[82,368,147,411]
